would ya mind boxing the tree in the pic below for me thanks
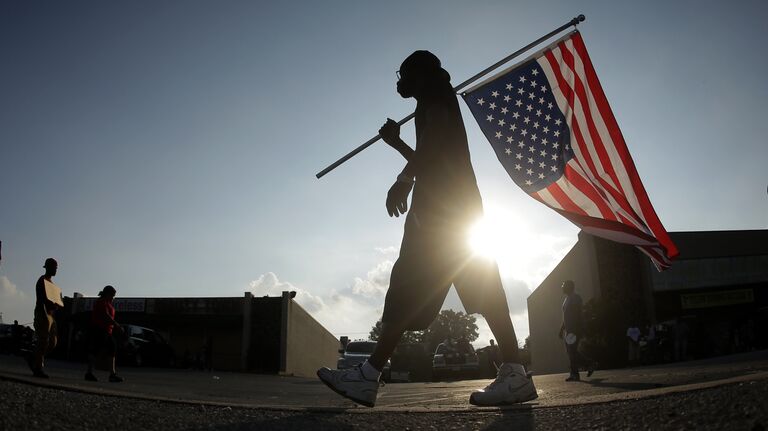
[368,309,479,350]
[369,319,422,344]
[422,310,479,351]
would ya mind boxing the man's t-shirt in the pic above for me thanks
[626,327,641,342]
[411,94,483,230]
[92,298,115,335]
[562,293,584,336]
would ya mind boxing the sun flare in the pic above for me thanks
[468,218,501,259]
[468,208,531,273]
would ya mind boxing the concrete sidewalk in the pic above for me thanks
[1,351,766,411]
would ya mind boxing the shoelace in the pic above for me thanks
[486,368,516,390]
[353,363,385,387]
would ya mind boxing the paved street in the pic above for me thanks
[1,350,767,413]
[1,367,767,430]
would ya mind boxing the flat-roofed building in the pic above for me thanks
[58,291,339,378]
[527,230,768,374]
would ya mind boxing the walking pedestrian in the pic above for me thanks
[627,323,641,365]
[557,280,596,381]
[29,258,63,378]
[11,320,22,354]
[84,285,124,382]
[317,51,536,407]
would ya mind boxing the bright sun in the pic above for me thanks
[468,207,531,273]
[469,217,502,259]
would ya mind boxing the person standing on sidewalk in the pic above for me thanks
[85,285,124,382]
[317,51,537,407]
[558,280,596,382]
[627,323,641,365]
[30,258,62,378]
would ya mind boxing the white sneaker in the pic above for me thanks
[469,363,538,406]
[317,366,379,407]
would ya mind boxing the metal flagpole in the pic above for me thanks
[315,14,585,179]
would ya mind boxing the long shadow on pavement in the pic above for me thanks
[578,378,666,391]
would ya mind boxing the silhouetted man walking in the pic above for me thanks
[318,51,537,407]
[558,280,595,381]
[30,258,62,378]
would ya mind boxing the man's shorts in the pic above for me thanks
[381,211,510,331]
[88,326,116,356]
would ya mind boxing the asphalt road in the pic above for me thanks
[0,376,766,430]
[1,351,767,430]
[1,351,767,410]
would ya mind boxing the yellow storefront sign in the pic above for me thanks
[680,289,754,309]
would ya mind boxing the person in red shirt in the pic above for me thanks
[85,285,124,382]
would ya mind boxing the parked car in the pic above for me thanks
[337,340,391,381]
[118,324,176,367]
[432,339,479,381]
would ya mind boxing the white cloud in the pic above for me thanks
[248,247,399,340]
[350,259,393,299]
[0,276,21,297]
[373,246,399,258]
[0,276,33,325]
[248,270,385,340]
[248,272,326,313]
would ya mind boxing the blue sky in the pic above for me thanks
[2,1,766,343]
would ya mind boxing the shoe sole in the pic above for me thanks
[316,370,375,408]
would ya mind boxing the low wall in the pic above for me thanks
[282,298,338,378]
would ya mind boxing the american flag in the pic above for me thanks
[462,31,678,270]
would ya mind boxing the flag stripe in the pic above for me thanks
[565,38,640,215]
[570,34,645,214]
[543,43,660,237]
[541,48,620,198]
[532,188,564,211]
[540,51,645,229]
[570,33,678,259]
[539,52,620,198]
[563,38,650,231]
[547,182,589,216]
[556,210,660,246]
[565,161,643,227]
[557,39,630,202]
[541,38,674,268]
[556,169,611,219]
